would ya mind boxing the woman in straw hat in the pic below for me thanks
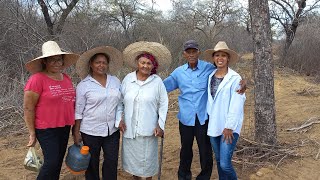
[115,41,170,180]
[72,46,123,180]
[204,41,246,180]
[23,41,79,180]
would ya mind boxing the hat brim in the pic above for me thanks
[25,52,79,74]
[203,49,239,65]
[76,46,123,79]
[123,41,172,72]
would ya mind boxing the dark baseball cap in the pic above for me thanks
[183,40,199,51]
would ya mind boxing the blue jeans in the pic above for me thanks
[210,133,239,180]
[35,126,70,180]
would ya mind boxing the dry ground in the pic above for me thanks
[1,55,320,179]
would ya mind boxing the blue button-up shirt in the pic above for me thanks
[163,60,215,126]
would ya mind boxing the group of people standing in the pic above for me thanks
[23,39,246,180]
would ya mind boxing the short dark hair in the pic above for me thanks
[89,53,110,64]
[212,51,230,58]
[88,53,110,75]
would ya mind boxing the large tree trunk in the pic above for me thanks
[249,0,277,145]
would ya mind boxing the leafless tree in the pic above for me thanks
[97,0,146,41]
[269,0,320,56]
[249,0,277,145]
[171,0,240,45]
[37,0,80,36]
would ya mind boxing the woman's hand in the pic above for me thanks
[72,120,82,145]
[73,131,82,145]
[237,79,247,94]
[154,126,164,137]
[27,133,37,147]
[118,120,126,133]
[222,128,234,144]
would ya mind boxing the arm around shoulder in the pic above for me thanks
[163,71,178,93]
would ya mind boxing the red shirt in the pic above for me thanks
[24,73,75,129]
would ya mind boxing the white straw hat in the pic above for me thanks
[203,41,239,65]
[123,41,172,72]
[76,46,123,79]
[25,41,79,74]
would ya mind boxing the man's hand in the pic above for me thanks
[222,128,234,144]
[237,79,247,94]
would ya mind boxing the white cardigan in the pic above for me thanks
[206,68,246,137]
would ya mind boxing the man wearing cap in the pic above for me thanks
[164,40,246,180]
[163,40,214,180]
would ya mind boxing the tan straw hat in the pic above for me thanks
[123,41,172,72]
[76,46,123,79]
[203,41,239,65]
[25,41,79,74]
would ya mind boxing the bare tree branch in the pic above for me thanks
[37,0,54,35]
[56,0,79,35]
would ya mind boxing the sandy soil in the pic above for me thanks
[1,56,320,180]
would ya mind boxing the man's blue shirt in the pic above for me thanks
[163,60,215,126]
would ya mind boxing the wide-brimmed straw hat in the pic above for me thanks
[123,41,172,72]
[203,41,239,65]
[25,41,79,74]
[76,46,123,79]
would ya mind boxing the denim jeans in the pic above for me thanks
[81,130,120,180]
[35,126,70,180]
[210,133,239,180]
[178,117,213,180]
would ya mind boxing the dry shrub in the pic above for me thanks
[282,17,320,76]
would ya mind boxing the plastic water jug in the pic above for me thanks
[65,144,91,174]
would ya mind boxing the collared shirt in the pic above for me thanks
[163,60,215,126]
[75,74,121,137]
[207,68,246,137]
[116,71,168,139]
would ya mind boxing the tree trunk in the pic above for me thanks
[37,0,54,36]
[37,0,79,37]
[283,0,306,56]
[249,0,277,145]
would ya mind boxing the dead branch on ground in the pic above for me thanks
[234,135,319,169]
[286,117,320,132]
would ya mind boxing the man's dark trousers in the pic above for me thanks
[178,116,213,180]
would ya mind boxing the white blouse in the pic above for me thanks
[75,74,121,137]
[116,71,169,139]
